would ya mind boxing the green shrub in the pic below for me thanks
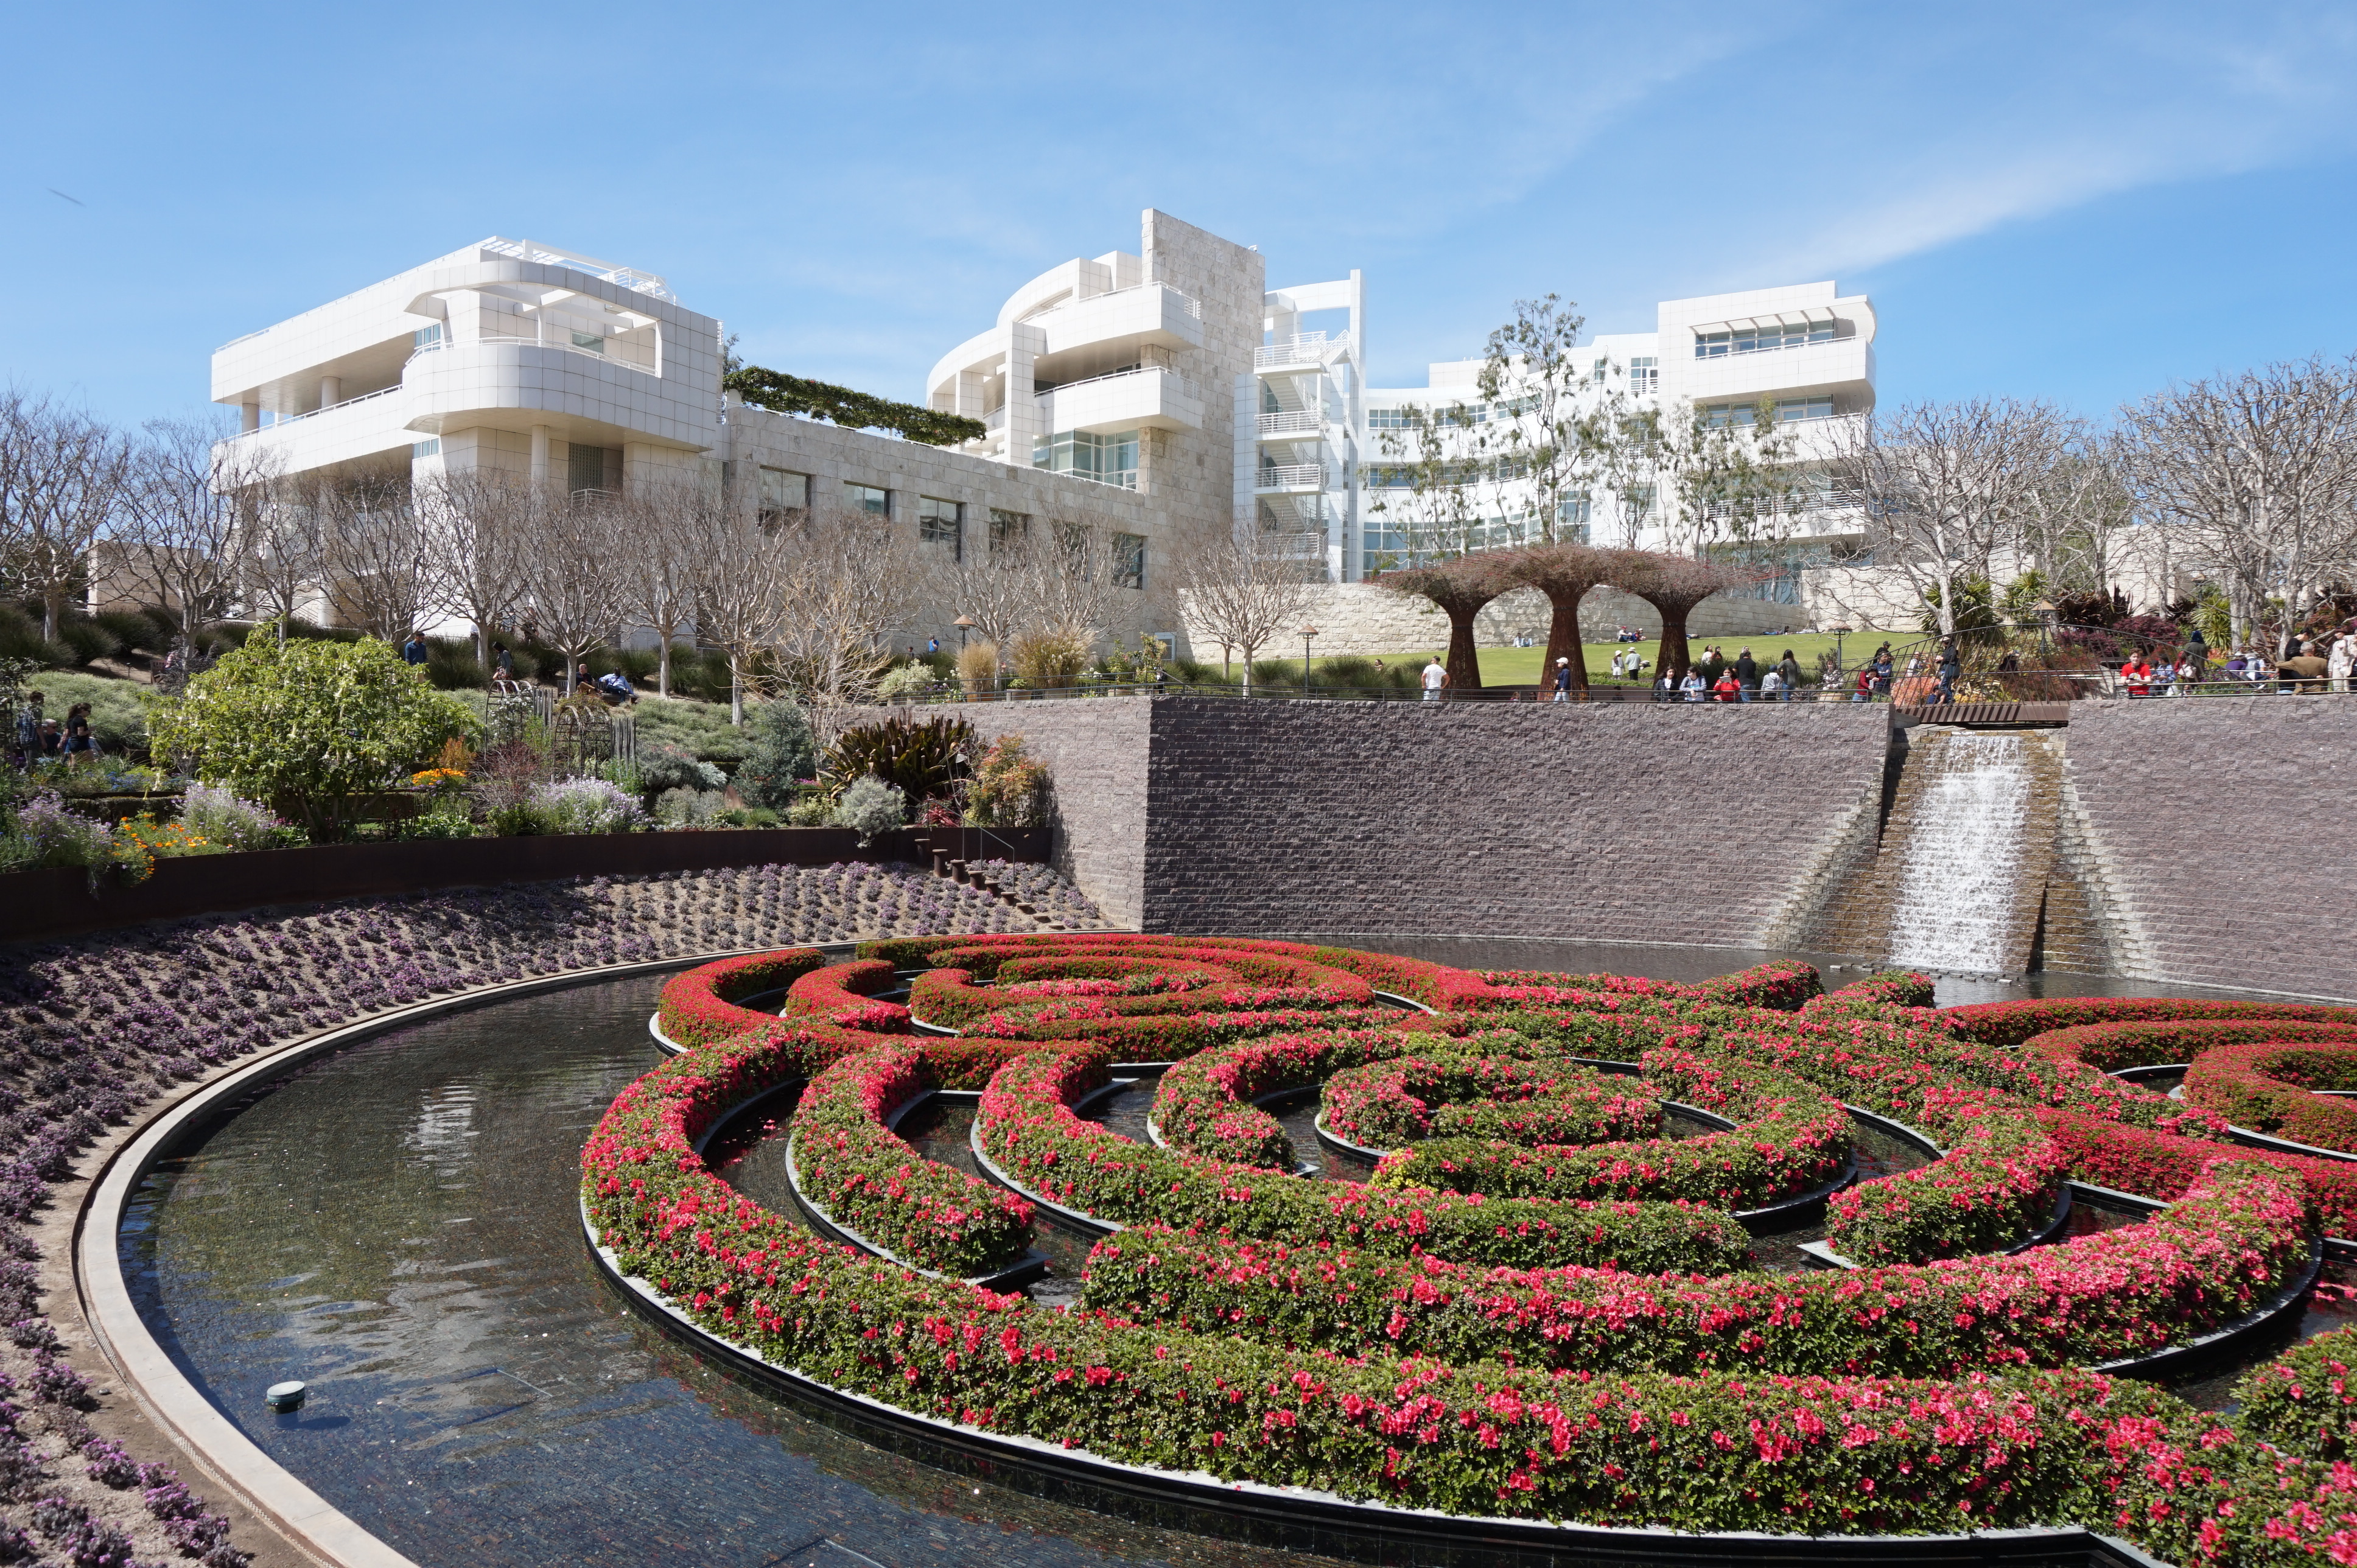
[832,776,904,845]
[734,701,817,810]
[149,637,480,839]
[823,714,972,805]
[964,735,1048,828]
[633,695,752,769]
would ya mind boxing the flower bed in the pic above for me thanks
[782,959,911,1034]
[659,948,830,1046]
[2026,1018,2357,1073]
[1080,1154,2306,1379]
[1944,996,2357,1049]
[975,1048,1751,1274]
[580,933,2357,1561]
[1317,1046,1661,1150]
[1368,1046,1849,1212]
[2184,1042,2357,1152]
[788,1045,1032,1276]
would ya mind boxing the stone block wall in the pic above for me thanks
[1140,699,1893,942]
[1232,583,1829,663]
[2061,696,2357,999]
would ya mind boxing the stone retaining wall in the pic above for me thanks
[2061,696,2357,999]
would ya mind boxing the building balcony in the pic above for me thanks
[400,340,717,452]
[1672,335,1874,409]
[1256,410,1322,438]
[1255,462,1326,494]
[1033,366,1202,436]
[1255,332,1351,371]
[215,382,418,472]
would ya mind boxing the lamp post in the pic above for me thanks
[1830,625,1852,687]
[2033,600,2056,661]
[1301,625,1319,698]
[953,614,974,651]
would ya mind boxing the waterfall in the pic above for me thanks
[1883,730,2037,973]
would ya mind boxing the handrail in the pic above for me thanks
[1035,365,1201,401]
[1692,333,1850,360]
[406,331,660,377]
[1253,332,1352,369]
[1255,462,1325,489]
[1256,410,1322,435]
[226,383,404,439]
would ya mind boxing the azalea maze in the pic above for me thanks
[584,936,2357,1564]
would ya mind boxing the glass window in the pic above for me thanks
[410,438,440,460]
[917,496,963,557]
[1592,358,1611,383]
[567,444,613,495]
[570,330,606,354]
[1692,320,1837,359]
[989,508,1029,558]
[1628,357,1658,394]
[411,324,444,352]
[1557,491,1591,529]
[1111,532,1147,591]
[1703,396,1837,427]
[758,467,810,522]
[844,482,891,516]
[1366,407,1415,430]
[1031,429,1138,490]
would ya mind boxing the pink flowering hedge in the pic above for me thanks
[975,1047,1752,1275]
[783,959,912,1034]
[658,948,830,1046]
[1942,995,2357,1049]
[1371,1048,1849,1213]
[2185,1042,2357,1152]
[584,936,2357,1557]
[1318,1047,1660,1150]
[1082,1153,2308,1378]
[2026,1018,2357,1073]
[788,1045,1034,1276]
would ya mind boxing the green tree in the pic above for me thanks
[149,630,481,840]
[734,700,819,811]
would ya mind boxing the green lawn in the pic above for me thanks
[1235,628,1916,690]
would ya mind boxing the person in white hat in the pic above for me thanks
[1550,656,1574,703]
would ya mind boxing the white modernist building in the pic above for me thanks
[202,217,1880,655]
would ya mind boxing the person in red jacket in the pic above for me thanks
[1712,671,1741,702]
[2121,656,2152,697]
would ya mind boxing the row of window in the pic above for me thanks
[755,466,1147,587]
[1032,428,1139,490]
[1693,321,1837,358]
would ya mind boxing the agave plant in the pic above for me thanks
[822,714,976,807]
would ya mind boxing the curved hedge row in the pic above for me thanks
[788,1044,1032,1276]
[595,938,2357,1561]
[658,948,830,1047]
[2027,1018,2357,1073]
[2185,1042,2357,1152]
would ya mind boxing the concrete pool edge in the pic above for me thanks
[69,945,825,1568]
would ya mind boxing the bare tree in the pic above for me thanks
[416,467,533,671]
[690,494,798,724]
[1604,550,1750,683]
[1824,399,2068,637]
[0,392,132,639]
[238,471,331,642]
[925,517,1036,653]
[771,506,922,710]
[2113,356,2357,654]
[321,476,441,643]
[1166,528,1318,691]
[618,479,703,697]
[515,489,631,699]
[1371,552,1518,690]
[1012,512,1133,649]
[107,418,257,658]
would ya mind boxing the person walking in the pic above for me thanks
[2330,634,2355,695]
[1420,656,1449,702]
[1937,640,1961,704]
[401,632,428,667]
[1609,649,1627,681]
[1776,649,1802,702]
[1550,657,1574,704]
[12,690,43,766]
[1734,647,1759,703]
[492,641,515,684]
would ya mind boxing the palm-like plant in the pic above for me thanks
[822,715,976,806]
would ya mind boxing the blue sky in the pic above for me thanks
[5,1,2355,429]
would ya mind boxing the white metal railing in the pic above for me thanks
[1034,366,1202,402]
[227,383,404,440]
[1253,331,1351,369]
[405,330,659,376]
[480,237,677,303]
[1255,463,1325,490]
[1087,279,1202,320]
[1257,410,1322,436]
[1692,333,1849,360]
[984,406,1007,429]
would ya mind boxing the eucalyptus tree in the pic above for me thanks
[1365,398,1489,566]
[1474,294,1594,548]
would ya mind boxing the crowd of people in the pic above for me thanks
[1653,645,1812,703]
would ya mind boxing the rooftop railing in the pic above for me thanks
[226,383,404,440]
[1033,365,1202,402]
[480,237,677,303]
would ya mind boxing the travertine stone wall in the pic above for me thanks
[1219,584,1826,663]
[1140,211,1263,547]
[1139,698,1893,942]
[2060,696,2357,999]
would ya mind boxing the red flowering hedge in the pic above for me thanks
[788,1044,1034,1276]
[974,1046,1752,1275]
[657,947,830,1047]
[2185,1042,2357,1152]
[1147,1028,1410,1166]
[1318,1047,1660,1150]
[1082,1154,2308,1379]
[1943,995,2357,1048]
[784,959,911,1034]
[2235,1323,2357,1461]
[1371,1048,1850,1214]
[587,937,2357,1558]
[2027,1018,2357,1073]
[1824,1114,2068,1266]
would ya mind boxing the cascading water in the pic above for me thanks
[1883,730,2036,973]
